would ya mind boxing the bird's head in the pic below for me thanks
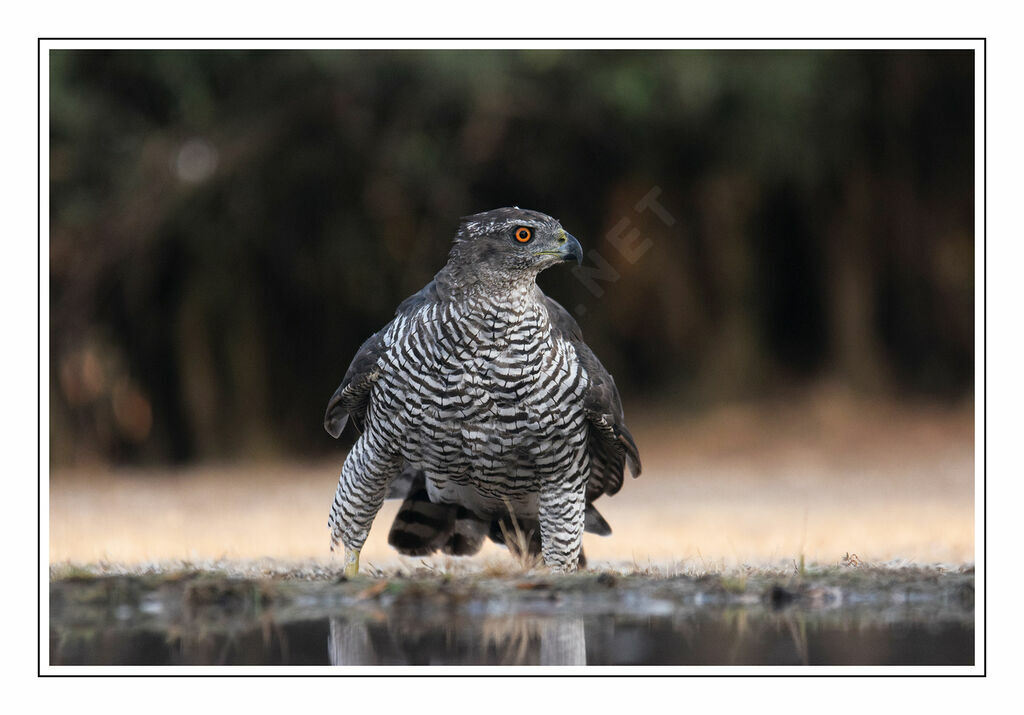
[446,207,583,284]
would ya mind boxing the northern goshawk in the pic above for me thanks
[325,208,641,573]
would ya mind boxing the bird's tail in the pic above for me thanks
[387,469,487,557]
[387,466,601,567]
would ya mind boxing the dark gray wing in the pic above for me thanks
[544,295,641,501]
[324,280,441,439]
[323,329,385,438]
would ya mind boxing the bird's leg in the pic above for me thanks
[537,477,587,573]
[328,433,400,576]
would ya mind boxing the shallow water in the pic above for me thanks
[50,611,973,666]
[49,571,974,666]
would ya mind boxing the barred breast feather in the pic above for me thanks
[325,276,640,561]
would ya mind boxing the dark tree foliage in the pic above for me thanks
[49,50,974,465]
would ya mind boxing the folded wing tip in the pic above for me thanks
[324,412,348,439]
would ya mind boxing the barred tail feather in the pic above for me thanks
[387,472,488,557]
[387,475,455,556]
[441,507,488,556]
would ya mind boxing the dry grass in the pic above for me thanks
[49,390,975,569]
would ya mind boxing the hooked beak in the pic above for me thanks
[559,233,583,266]
[533,231,584,266]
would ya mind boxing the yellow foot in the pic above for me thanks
[343,546,360,578]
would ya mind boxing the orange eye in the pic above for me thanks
[514,227,533,243]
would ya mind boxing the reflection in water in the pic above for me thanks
[48,574,975,666]
[328,619,373,666]
[50,609,974,666]
[540,618,586,665]
[328,616,587,665]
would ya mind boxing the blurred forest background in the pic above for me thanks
[49,49,975,467]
